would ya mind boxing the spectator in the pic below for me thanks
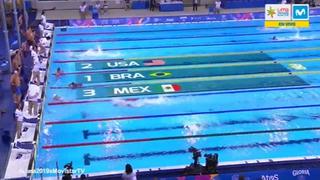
[193,0,198,11]
[15,104,24,139]
[24,27,36,46]
[27,81,40,117]
[215,0,221,14]
[80,2,88,19]
[122,164,137,180]
[10,70,22,105]
[12,50,22,74]
[18,14,25,31]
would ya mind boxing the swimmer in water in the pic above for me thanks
[53,94,63,102]
[55,67,63,78]
[68,82,83,89]
[272,36,278,40]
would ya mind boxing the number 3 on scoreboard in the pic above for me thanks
[83,89,96,97]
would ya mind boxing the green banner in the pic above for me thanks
[76,63,288,84]
[76,75,308,99]
[75,53,273,71]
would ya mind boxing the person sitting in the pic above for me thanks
[122,164,137,180]
[55,67,64,79]
[68,82,83,89]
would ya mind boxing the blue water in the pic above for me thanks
[34,16,320,178]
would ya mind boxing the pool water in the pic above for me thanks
[34,16,320,178]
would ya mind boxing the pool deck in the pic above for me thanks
[38,6,266,20]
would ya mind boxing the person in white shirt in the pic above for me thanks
[41,10,54,30]
[95,1,103,15]
[32,60,41,84]
[30,45,40,64]
[41,11,47,27]
[40,36,51,48]
[80,2,88,19]
[38,23,44,38]
[15,104,24,139]
[122,164,137,180]
[27,82,40,116]
[215,0,221,14]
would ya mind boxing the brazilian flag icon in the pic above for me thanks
[149,72,172,78]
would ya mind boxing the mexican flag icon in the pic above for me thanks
[161,84,181,93]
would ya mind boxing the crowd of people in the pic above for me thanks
[10,11,52,140]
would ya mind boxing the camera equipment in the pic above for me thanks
[188,146,201,167]
[204,153,218,173]
[62,162,73,180]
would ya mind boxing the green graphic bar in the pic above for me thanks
[75,53,273,71]
[76,75,308,99]
[76,63,289,84]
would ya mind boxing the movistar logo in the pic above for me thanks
[292,4,309,20]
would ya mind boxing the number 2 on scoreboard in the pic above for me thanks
[81,63,92,69]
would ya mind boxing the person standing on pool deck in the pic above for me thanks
[122,164,137,180]
[32,59,41,84]
[27,81,40,117]
[124,0,130,11]
[193,0,198,11]
[215,0,221,14]
[80,2,88,19]
[15,103,24,139]
[10,70,22,105]
[150,0,156,11]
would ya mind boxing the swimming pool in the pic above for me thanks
[34,16,320,178]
